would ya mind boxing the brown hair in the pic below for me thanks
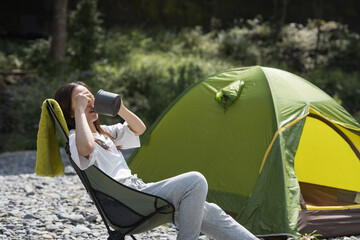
[54,81,112,139]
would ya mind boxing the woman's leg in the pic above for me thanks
[201,202,258,240]
[128,172,258,240]
[140,171,208,240]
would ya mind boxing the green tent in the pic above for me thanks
[128,66,360,237]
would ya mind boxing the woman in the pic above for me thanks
[55,81,258,240]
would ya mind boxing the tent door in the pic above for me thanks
[294,114,360,193]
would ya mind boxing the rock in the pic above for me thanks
[1,150,359,240]
[85,213,97,222]
[57,212,84,223]
[64,166,76,176]
[62,228,71,235]
[29,229,45,235]
[42,233,54,239]
[46,224,60,232]
[23,213,35,219]
[5,225,15,230]
[71,225,91,234]
[24,184,35,196]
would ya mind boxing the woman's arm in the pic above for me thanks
[118,101,146,136]
[74,93,96,157]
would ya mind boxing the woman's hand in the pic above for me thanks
[74,92,94,113]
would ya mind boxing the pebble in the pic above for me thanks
[0,150,359,240]
[0,150,184,240]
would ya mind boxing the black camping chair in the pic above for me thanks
[46,99,174,240]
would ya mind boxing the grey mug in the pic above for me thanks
[94,89,121,117]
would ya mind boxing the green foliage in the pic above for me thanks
[328,31,360,72]
[1,18,360,152]
[0,39,28,56]
[68,0,103,71]
[278,20,356,71]
[2,76,63,152]
[295,230,321,240]
[217,17,274,66]
[305,69,360,119]
[22,39,52,73]
[0,52,22,70]
[215,17,360,73]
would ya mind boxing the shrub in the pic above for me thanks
[216,17,276,66]
[68,0,103,71]
[3,76,63,152]
[305,69,360,122]
[22,39,52,73]
[0,52,22,70]
[277,20,358,72]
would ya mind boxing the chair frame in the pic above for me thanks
[46,99,174,240]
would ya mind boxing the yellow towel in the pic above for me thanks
[35,99,69,177]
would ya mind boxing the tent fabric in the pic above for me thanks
[215,80,245,109]
[298,208,360,238]
[295,113,360,192]
[300,182,359,207]
[128,66,360,237]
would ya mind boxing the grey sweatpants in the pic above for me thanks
[123,171,258,240]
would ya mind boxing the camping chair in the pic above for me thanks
[45,99,175,240]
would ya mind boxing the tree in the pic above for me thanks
[50,0,68,61]
[272,0,288,41]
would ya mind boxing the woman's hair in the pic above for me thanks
[54,81,112,139]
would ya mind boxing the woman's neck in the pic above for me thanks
[89,122,98,133]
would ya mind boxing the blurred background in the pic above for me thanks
[1,0,359,152]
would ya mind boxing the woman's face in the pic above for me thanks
[71,85,98,123]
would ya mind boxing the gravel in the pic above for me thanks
[0,150,207,240]
[0,150,359,240]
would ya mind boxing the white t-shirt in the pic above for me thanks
[69,122,141,181]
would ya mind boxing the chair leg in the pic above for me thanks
[107,236,124,240]
[107,231,125,240]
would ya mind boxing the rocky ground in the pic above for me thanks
[0,150,359,240]
[0,150,207,240]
